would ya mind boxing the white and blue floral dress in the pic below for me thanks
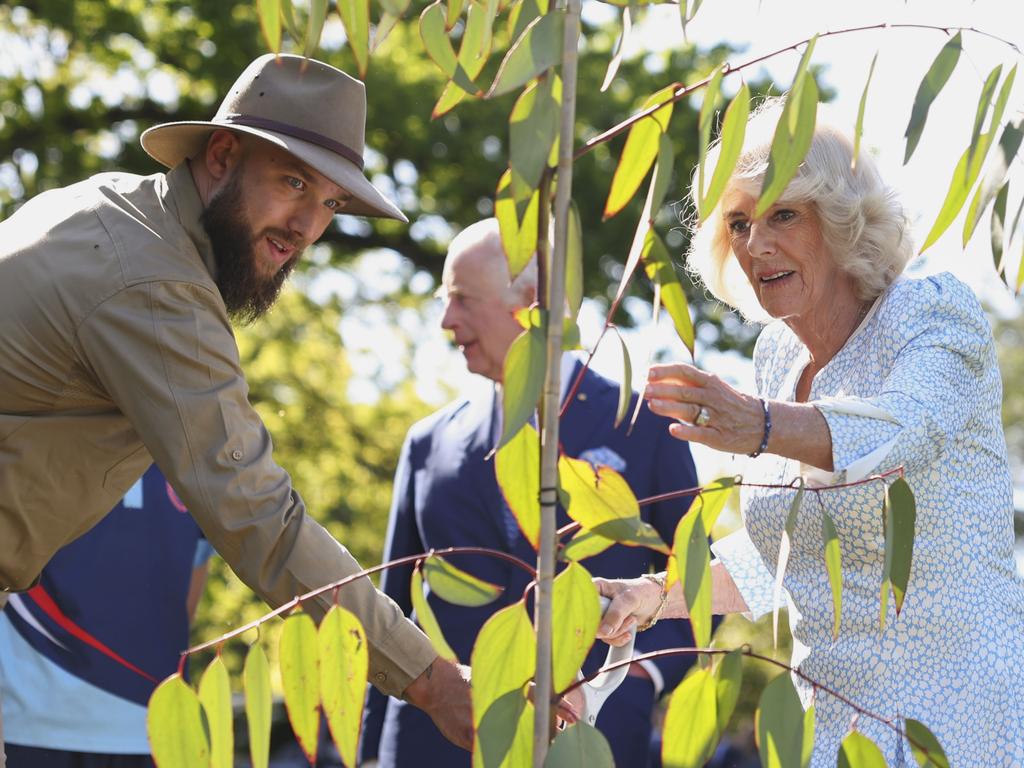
[713,272,1024,766]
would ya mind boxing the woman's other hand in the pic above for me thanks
[594,576,666,646]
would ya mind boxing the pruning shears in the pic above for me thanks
[577,596,637,726]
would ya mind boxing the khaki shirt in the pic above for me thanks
[0,165,435,696]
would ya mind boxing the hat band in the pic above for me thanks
[220,113,364,170]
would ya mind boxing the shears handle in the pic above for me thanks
[578,596,637,725]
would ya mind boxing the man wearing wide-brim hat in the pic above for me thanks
[0,54,472,765]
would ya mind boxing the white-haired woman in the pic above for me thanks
[595,102,1024,766]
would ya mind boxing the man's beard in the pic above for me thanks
[200,170,299,324]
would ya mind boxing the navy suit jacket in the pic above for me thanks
[361,362,699,765]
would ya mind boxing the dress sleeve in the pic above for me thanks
[811,275,996,483]
[74,281,435,697]
[710,528,777,621]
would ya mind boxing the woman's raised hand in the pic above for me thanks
[645,362,764,455]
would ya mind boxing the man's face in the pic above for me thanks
[200,137,352,323]
[440,239,526,382]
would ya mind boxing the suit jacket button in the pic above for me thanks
[577,393,587,401]
[375,672,387,682]
[231,449,243,460]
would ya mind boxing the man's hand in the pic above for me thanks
[402,658,473,751]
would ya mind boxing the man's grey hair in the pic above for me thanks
[685,97,914,321]
[446,218,539,307]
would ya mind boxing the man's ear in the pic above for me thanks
[203,129,243,182]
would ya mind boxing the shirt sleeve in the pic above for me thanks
[192,539,216,568]
[810,275,995,484]
[710,528,777,621]
[74,280,435,697]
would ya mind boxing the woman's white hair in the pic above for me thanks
[685,97,915,321]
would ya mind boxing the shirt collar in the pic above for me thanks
[164,162,217,281]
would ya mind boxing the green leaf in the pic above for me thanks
[508,0,548,44]
[714,649,743,735]
[671,508,712,647]
[992,180,1010,275]
[881,478,916,626]
[551,562,601,691]
[498,313,547,450]
[661,666,719,768]
[697,65,724,212]
[377,0,410,17]
[303,0,328,59]
[558,455,667,552]
[821,511,843,641]
[421,2,459,76]
[755,76,818,218]
[905,718,950,768]
[566,199,584,319]
[509,75,560,211]
[257,0,282,53]
[471,602,536,768]
[600,7,633,92]
[488,11,565,98]
[280,0,302,42]
[642,231,694,355]
[919,146,971,254]
[772,479,804,648]
[963,119,1024,246]
[447,0,466,29]
[243,643,272,768]
[454,0,494,93]
[372,12,402,52]
[852,51,878,172]
[147,675,209,768]
[280,611,321,765]
[786,34,818,136]
[837,730,888,768]
[700,83,749,222]
[560,527,615,561]
[319,605,369,768]
[424,554,504,606]
[649,131,675,220]
[611,326,632,428]
[496,422,541,548]
[337,0,370,77]
[904,32,962,164]
[411,566,460,661]
[691,476,736,531]
[755,674,813,768]
[965,65,1003,174]
[604,84,677,220]
[198,657,233,768]
[544,722,615,767]
[495,170,540,280]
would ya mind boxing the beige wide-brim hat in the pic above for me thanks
[141,53,406,222]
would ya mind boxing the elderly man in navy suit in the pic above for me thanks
[361,219,700,767]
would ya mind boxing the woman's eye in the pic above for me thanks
[773,209,796,222]
[728,219,749,235]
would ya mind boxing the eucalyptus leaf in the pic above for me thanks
[257,0,282,53]
[701,83,749,221]
[772,479,804,648]
[649,132,675,220]
[755,76,817,218]
[410,566,460,661]
[280,611,321,765]
[198,657,233,768]
[424,554,504,607]
[756,673,813,768]
[147,675,210,768]
[661,666,719,767]
[852,52,878,171]
[303,0,328,59]
[488,11,565,98]
[697,64,724,211]
[905,718,950,768]
[447,0,465,29]
[604,84,677,220]
[642,230,694,355]
[881,478,916,626]
[672,508,712,647]
[992,180,1010,276]
[904,32,962,164]
[497,312,547,449]
[714,649,743,735]
[319,605,369,768]
[495,169,540,280]
[337,0,370,77]
[495,423,541,548]
[600,7,633,93]
[963,119,1023,246]
[280,0,302,42]
[822,511,843,641]
[965,65,1002,174]
[243,643,272,768]
[544,722,615,767]
[509,76,560,211]
[508,0,548,44]
[471,602,536,768]
[420,1,459,76]
[612,326,632,428]
[786,34,818,136]
[560,527,615,561]
[837,730,888,768]
[551,562,601,691]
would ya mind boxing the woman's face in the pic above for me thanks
[721,186,854,323]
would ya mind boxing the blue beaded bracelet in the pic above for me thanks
[749,398,771,458]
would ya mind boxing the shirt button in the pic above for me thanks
[231,449,243,461]
[375,672,387,683]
